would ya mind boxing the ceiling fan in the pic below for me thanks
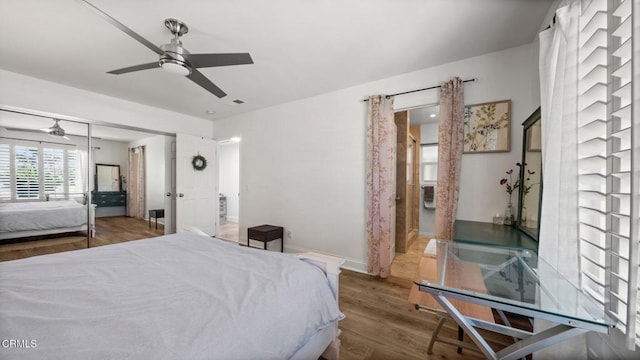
[40,119,70,140]
[79,0,253,98]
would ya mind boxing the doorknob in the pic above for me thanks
[166,192,172,197]
[178,193,184,198]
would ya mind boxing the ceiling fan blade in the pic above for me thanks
[187,53,254,69]
[79,0,163,56]
[108,62,160,75]
[186,70,227,98]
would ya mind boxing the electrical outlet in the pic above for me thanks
[286,230,292,239]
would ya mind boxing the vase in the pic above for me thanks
[504,202,514,226]
[520,206,527,226]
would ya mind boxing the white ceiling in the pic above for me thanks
[0,0,554,121]
[410,105,440,125]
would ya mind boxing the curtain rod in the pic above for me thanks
[0,136,77,147]
[362,78,477,102]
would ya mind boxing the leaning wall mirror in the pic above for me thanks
[518,107,542,240]
[96,164,121,192]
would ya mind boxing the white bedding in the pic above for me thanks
[0,234,344,360]
[0,200,86,233]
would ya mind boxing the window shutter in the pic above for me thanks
[43,148,65,195]
[0,144,10,201]
[14,145,39,200]
[67,149,82,195]
[578,0,637,348]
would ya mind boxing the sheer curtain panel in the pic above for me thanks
[540,0,638,350]
[366,95,395,278]
[127,146,145,219]
[539,1,581,287]
[434,77,464,241]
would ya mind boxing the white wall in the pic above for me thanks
[0,69,213,137]
[213,44,539,272]
[420,122,438,144]
[129,135,169,221]
[218,141,240,222]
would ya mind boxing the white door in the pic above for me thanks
[176,134,218,235]
[164,139,177,234]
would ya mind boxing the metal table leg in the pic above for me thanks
[431,293,591,360]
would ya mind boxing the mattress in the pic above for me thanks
[0,200,86,233]
[0,233,344,360]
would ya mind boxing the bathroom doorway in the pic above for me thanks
[390,104,439,279]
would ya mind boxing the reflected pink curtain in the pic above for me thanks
[127,146,146,219]
[366,95,395,278]
[435,78,464,240]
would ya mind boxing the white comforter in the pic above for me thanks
[0,200,86,233]
[0,234,343,360]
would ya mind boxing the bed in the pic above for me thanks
[0,199,88,241]
[0,233,345,359]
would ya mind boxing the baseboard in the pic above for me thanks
[285,244,368,274]
[225,216,238,222]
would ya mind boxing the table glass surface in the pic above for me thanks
[416,240,614,328]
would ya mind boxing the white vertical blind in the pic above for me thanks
[578,0,637,348]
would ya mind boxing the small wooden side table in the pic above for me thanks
[247,225,284,252]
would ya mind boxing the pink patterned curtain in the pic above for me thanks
[435,78,465,240]
[366,95,395,278]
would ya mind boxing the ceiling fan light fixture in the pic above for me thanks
[160,58,191,76]
[47,119,66,137]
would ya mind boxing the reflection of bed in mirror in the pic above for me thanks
[0,196,92,241]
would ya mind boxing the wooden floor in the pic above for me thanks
[0,216,164,261]
[0,226,526,359]
[341,236,490,360]
[217,220,239,242]
[390,236,430,279]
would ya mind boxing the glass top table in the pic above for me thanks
[415,240,614,359]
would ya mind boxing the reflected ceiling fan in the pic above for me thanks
[40,119,70,140]
[80,0,253,98]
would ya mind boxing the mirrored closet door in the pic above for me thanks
[0,110,90,260]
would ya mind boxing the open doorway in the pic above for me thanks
[390,104,439,279]
[216,137,240,242]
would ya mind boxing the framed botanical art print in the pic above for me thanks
[463,100,511,153]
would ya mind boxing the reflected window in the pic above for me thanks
[15,145,39,199]
[0,142,86,201]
